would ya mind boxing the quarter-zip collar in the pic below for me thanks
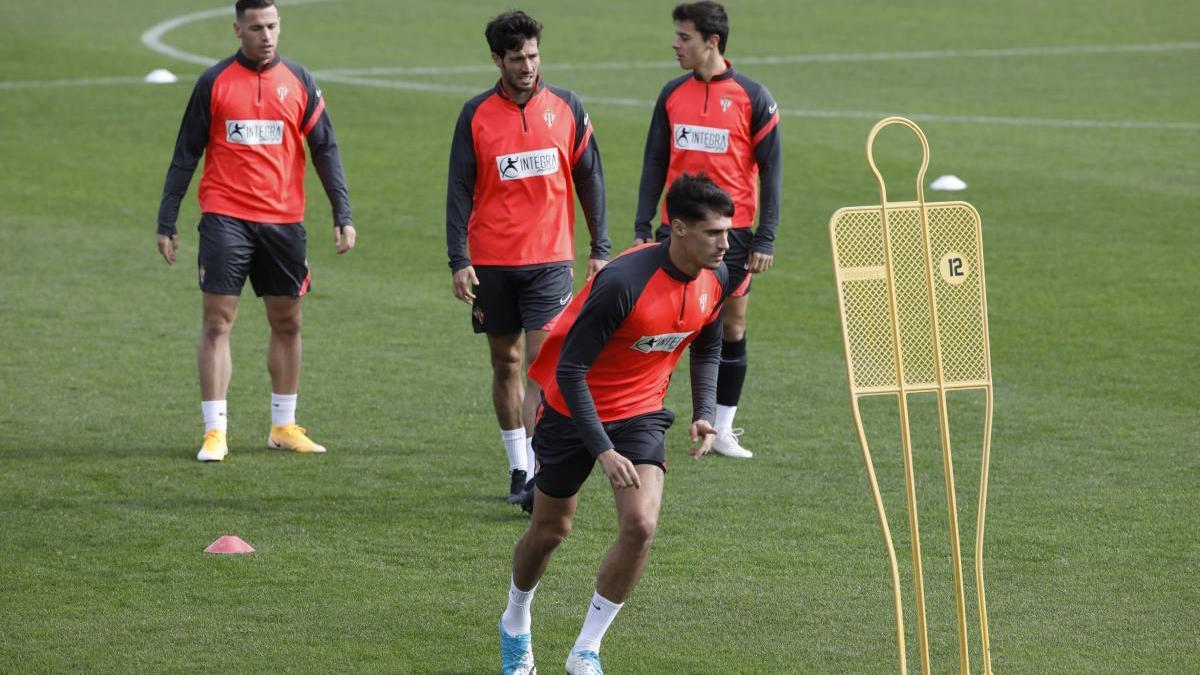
[495,76,544,108]
[235,49,281,72]
[692,59,734,83]
[658,240,698,283]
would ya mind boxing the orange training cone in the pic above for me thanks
[204,535,255,554]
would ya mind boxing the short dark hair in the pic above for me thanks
[666,173,735,225]
[673,2,729,53]
[235,0,276,19]
[485,10,543,56]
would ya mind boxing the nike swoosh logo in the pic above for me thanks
[560,294,572,306]
[591,602,601,611]
[769,103,778,115]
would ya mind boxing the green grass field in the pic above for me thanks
[1,0,1197,672]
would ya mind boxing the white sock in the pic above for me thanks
[502,428,527,473]
[525,437,536,480]
[201,400,227,433]
[714,404,738,433]
[572,591,623,654]
[501,577,538,635]
[271,393,297,427]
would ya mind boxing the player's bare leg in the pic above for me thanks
[490,332,530,499]
[263,295,323,453]
[196,292,238,461]
[566,464,664,671]
[264,295,302,395]
[199,293,239,400]
[713,293,753,458]
[514,328,549,508]
[596,464,664,601]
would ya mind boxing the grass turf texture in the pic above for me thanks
[1,0,1197,672]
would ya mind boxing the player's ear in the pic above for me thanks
[670,217,690,237]
[491,52,504,69]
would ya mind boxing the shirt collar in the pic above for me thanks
[494,76,544,106]
[658,240,698,282]
[235,50,281,71]
[692,59,735,83]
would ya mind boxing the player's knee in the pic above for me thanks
[201,314,234,341]
[269,312,302,338]
[491,354,522,380]
[618,513,658,549]
[530,515,572,549]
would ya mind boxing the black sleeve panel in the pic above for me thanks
[549,86,610,261]
[688,264,729,423]
[286,60,353,228]
[555,255,654,456]
[446,94,487,271]
[736,73,783,254]
[634,76,687,239]
[156,62,225,236]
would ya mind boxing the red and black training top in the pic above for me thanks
[446,79,609,271]
[157,50,352,236]
[635,61,782,253]
[529,241,728,457]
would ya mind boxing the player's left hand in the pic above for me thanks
[749,251,774,274]
[586,257,608,280]
[689,420,717,457]
[335,224,356,254]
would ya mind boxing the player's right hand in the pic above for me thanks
[157,233,179,265]
[452,265,479,303]
[597,449,641,490]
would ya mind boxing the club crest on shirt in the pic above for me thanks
[630,331,694,354]
[699,292,709,313]
[277,86,289,102]
[720,97,732,113]
[544,108,555,128]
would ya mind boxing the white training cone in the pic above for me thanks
[144,69,178,84]
[930,174,967,191]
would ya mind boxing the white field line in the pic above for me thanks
[8,4,1193,132]
[320,41,1200,76]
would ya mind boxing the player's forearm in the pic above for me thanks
[688,329,722,423]
[311,142,352,227]
[752,130,783,253]
[574,142,611,260]
[557,362,616,457]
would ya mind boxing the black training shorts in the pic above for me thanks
[197,213,310,297]
[655,223,753,297]
[471,264,573,335]
[532,404,675,498]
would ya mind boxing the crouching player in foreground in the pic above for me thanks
[498,174,731,675]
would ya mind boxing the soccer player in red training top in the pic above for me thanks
[447,10,610,505]
[635,2,782,459]
[498,174,730,675]
[156,0,356,462]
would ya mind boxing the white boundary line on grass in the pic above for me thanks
[7,3,1199,132]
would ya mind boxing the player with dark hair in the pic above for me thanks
[635,1,782,459]
[499,174,729,675]
[156,0,355,462]
[448,10,610,506]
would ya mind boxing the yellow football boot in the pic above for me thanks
[268,424,327,454]
[197,429,229,462]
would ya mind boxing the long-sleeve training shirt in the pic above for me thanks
[446,79,609,271]
[528,241,728,456]
[635,61,782,253]
[157,50,352,236]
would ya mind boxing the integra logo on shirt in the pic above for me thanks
[496,148,560,181]
[673,123,729,154]
[630,331,694,354]
[225,119,284,145]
